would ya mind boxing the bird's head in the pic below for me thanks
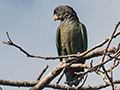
[53,5,77,21]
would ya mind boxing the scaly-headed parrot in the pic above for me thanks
[53,5,88,86]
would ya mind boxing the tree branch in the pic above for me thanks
[1,78,120,90]
[2,31,120,60]
[1,21,120,90]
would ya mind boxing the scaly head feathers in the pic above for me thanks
[53,5,77,21]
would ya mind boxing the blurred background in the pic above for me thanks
[0,0,120,90]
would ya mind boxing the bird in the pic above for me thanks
[53,5,88,86]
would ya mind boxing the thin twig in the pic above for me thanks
[56,68,65,84]
[36,65,49,80]
[105,61,119,73]
[3,32,32,57]
[77,74,88,89]
[90,60,93,68]
[110,68,113,83]
[102,66,115,90]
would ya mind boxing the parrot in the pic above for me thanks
[53,5,88,86]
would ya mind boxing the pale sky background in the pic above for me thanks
[0,0,120,90]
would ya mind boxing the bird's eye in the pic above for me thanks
[57,13,60,16]
[54,11,56,14]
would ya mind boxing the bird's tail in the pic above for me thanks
[65,67,84,86]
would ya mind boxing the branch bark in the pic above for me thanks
[1,79,120,90]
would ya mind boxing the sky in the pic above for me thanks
[0,0,120,90]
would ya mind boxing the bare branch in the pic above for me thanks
[101,20,120,63]
[0,79,38,87]
[3,31,120,60]
[1,78,120,90]
[1,21,120,90]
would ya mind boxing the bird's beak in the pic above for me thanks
[53,14,58,21]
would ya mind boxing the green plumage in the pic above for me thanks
[54,5,88,86]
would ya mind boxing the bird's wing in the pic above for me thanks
[56,27,62,60]
[80,23,88,51]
